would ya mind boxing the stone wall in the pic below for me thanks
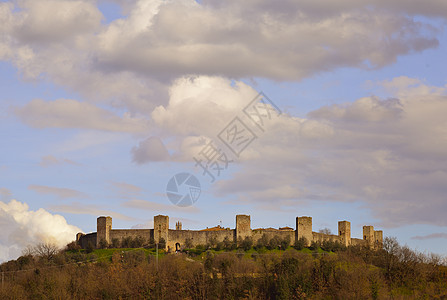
[77,232,96,249]
[351,238,368,246]
[77,215,383,251]
[312,232,341,243]
[252,230,295,245]
[167,229,234,251]
[109,229,153,242]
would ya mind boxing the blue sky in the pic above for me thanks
[1,0,447,261]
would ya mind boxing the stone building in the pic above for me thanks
[76,215,383,251]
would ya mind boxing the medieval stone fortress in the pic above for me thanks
[76,215,383,251]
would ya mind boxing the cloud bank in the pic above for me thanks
[0,199,80,262]
[0,0,444,114]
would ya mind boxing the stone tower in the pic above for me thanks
[363,225,375,247]
[338,221,351,247]
[296,216,312,247]
[154,215,169,247]
[374,230,383,248]
[236,215,251,243]
[97,216,112,248]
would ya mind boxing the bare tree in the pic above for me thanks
[33,242,60,260]
[319,228,332,235]
[21,245,34,256]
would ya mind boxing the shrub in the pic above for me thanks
[111,238,120,248]
[121,237,132,248]
[255,234,269,250]
[98,239,108,249]
[268,235,282,250]
[294,237,307,250]
[240,237,253,251]
[280,236,291,250]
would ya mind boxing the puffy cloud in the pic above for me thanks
[94,0,441,81]
[13,0,102,43]
[28,184,88,200]
[152,76,257,136]
[15,99,150,133]
[131,136,170,164]
[210,78,447,228]
[0,199,80,262]
[0,0,444,117]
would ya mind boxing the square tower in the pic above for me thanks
[296,216,312,247]
[363,225,375,247]
[154,215,169,247]
[97,216,112,248]
[374,230,383,249]
[338,221,351,247]
[236,215,251,243]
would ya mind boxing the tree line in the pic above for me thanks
[0,236,446,299]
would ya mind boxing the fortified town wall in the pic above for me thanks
[77,215,383,251]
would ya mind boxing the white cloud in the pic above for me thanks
[14,0,102,43]
[209,78,447,228]
[152,76,258,136]
[0,0,443,117]
[0,199,80,262]
[93,0,441,80]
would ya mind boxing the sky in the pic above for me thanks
[0,0,446,262]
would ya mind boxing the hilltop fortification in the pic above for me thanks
[76,215,383,251]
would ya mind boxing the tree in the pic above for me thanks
[268,235,282,250]
[33,242,59,260]
[255,234,269,250]
[294,237,307,250]
[240,237,253,251]
[319,228,332,235]
[280,236,291,250]
[158,238,166,249]
[223,236,233,250]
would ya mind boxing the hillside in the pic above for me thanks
[0,237,446,299]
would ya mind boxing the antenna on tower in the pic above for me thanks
[220,220,222,228]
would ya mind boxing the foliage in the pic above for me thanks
[294,237,307,250]
[3,237,446,299]
[240,237,253,251]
